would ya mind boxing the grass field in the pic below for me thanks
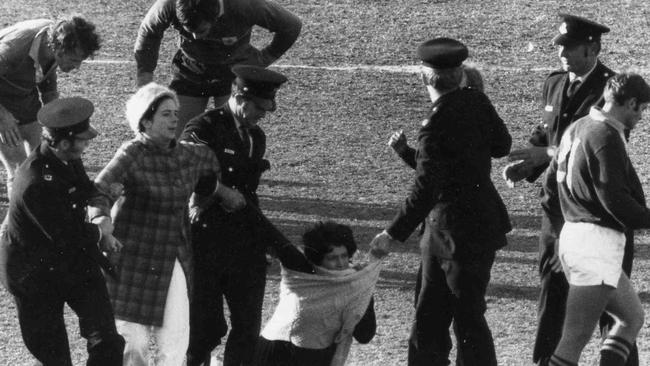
[2,0,650,365]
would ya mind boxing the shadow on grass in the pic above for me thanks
[261,178,323,188]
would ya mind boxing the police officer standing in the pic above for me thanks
[370,38,512,366]
[0,98,125,366]
[180,65,288,366]
[502,14,638,366]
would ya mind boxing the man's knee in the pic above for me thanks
[624,309,645,335]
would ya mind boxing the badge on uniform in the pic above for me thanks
[421,119,429,127]
[68,187,76,193]
[545,105,553,112]
[44,174,52,181]
[224,148,235,155]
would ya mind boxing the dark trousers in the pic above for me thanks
[533,213,638,365]
[408,243,497,366]
[13,269,124,366]
[187,259,267,366]
[252,337,337,366]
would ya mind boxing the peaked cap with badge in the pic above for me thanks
[553,13,610,46]
[417,37,468,69]
[232,65,287,112]
[38,97,98,140]
[524,14,626,365]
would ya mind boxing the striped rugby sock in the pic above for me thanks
[600,336,632,366]
[548,354,577,366]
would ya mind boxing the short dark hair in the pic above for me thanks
[139,95,175,132]
[176,0,219,31]
[302,221,357,265]
[42,128,73,147]
[604,73,650,106]
[49,15,101,58]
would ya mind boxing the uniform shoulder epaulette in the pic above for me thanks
[422,105,444,127]
[598,69,613,79]
[203,107,230,125]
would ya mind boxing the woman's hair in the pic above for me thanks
[49,15,101,58]
[125,83,179,133]
[41,127,71,147]
[461,65,484,92]
[302,221,357,265]
[138,96,174,132]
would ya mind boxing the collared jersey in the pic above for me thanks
[0,19,59,122]
[543,108,650,232]
[134,0,301,74]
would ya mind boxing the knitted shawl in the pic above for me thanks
[261,259,381,366]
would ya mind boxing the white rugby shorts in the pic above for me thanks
[559,222,624,287]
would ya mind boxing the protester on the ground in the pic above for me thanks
[370,38,512,366]
[134,0,302,137]
[501,14,639,366]
[541,72,650,366]
[0,16,100,196]
[1,98,124,366]
[180,65,288,366]
[88,83,244,366]
[253,221,379,366]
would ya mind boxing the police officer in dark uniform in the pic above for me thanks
[370,38,512,366]
[180,65,288,366]
[0,97,125,366]
[502,14,638,366]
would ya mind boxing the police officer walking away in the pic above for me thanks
[370,38,512,366]
[502,14,638,366]
[0,98,125,365]
[180,65,288,366]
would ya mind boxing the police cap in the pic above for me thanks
[232,65,287,112]
[553,14,610,46]
[417,38,468,69]
[37,97,98,139]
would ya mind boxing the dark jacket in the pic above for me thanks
[387,88,512,259]
[180,106,277,267]
[3,144,111,297]
[135,0,302,75]
[527,61,615,182]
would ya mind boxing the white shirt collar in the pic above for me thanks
[589,106,627,144]
[29,27,51,83]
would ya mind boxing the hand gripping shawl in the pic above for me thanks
[261,259,381,366]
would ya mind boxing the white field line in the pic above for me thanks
[86,59,556,73]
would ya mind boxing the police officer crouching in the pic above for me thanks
[1,97,125,366]
[181,65,291,366]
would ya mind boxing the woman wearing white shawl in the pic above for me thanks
[253,221,381,366]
